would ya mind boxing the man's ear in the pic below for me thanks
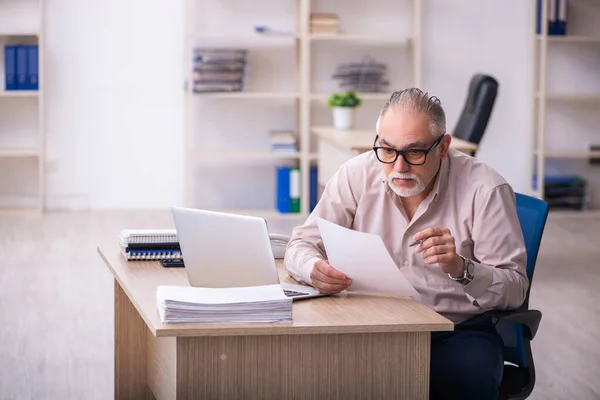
[440,134,451,158]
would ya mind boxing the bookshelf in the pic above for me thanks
[184,0,421,220]
[531,0,600,210]
[0,0,44,214]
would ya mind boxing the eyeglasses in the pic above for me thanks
[372,134,445,166]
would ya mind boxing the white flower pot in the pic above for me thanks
[333,107,355,130]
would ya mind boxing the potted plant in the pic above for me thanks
[327,91,362,130]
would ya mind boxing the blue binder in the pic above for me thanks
[537,0,568,35]
[4,45,16,90]
[276,166,291,213]
[26,45,38,90]
[310,166,318,211]
[556,0,568,35]
[15,46,27,90]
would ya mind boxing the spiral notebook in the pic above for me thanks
[119,229,178,244]
[119,229,181,261]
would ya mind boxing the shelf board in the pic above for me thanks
[0,207,42,215]
[537,35,600,43]
[193,150,302,160]
[536,93,600,101]
[309,33,408,44]
[0,90,39,98]
[191,151,319,163]
[535,149,600,159]
[211,208,306,220]
[187,33,299,48]
[191,91,299,99]
[311,92,390,101]
[188,33,299,39]
[0,148,40,158]
[0,32,39,37]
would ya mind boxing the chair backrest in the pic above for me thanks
[452,74,499,145]
[514,192,549,307]
[497,192,549,367]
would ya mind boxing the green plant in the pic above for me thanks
[327,91,362,108]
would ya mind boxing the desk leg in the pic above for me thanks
[173,331,429,399]
[114,279,151,399]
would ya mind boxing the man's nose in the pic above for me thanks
[393,154,409,172]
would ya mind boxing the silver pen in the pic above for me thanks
[409,238,425,247]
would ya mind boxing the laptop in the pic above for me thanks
[171,206,326,300]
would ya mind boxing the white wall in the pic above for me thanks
[422,0,535,196]
[43,0,185,209]
[8,0,568,209]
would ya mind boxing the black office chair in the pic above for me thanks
[452,74,499,156]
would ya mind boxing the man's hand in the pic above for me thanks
[310,259,352,294]
[413,228,463,278]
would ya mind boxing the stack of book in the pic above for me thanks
[310,13,340,34]
[332,56,389,92]
[269,130,298,154]
[192,48,248,93]
[118,229,182,261]
[156,284,293,324]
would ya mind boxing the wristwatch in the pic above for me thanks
[448,255,475,284]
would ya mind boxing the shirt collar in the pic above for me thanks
[429,152,450,202]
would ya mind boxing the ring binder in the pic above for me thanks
[124,249,183,261]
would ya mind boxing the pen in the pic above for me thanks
[409,239,424,247]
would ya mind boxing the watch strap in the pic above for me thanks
[448,255,474,284]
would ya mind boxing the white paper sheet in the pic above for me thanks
[316,217,421,301]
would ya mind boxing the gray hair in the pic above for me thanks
[375,88,446,137]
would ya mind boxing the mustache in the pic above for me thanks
[389,172,418,180]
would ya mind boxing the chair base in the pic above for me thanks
[499,365,532,400]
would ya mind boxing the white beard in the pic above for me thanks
[387,171,427,197]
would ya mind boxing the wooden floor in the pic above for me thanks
[0,210,598,400]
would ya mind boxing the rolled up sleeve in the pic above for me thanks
[462,184,529,310]
[284,162,360,285]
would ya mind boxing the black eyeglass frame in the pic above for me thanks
[372,134,446,166]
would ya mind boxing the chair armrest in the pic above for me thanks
[485,309,542,340]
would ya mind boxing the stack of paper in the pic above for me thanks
[156,284,293,324]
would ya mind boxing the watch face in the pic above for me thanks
[467,261,475,277]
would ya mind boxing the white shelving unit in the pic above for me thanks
[531,0,600,208]
[0,0,44,213]
[184,0,421,220]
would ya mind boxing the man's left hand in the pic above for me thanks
[412,228,463,277]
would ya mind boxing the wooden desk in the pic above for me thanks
[98,243,453,400]
[312,126,478,188]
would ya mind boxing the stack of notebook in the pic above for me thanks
[118,229,182,261]
[156,284,293,324]
[332,56,389,92]
[192,48,248,93]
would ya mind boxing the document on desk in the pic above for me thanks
[316,218,421,301]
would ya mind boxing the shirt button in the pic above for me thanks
[404,260,409,266]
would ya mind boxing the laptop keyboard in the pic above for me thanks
[284,289,309,297]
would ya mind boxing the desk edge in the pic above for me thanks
[154,322,454,337]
